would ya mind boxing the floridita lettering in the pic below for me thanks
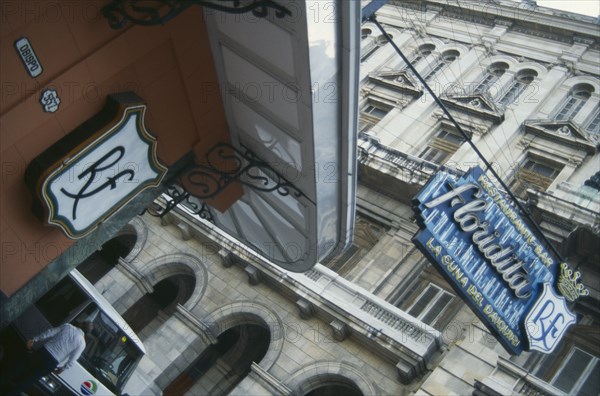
[478,174,553,268]
[426,238,469,287]
[484,304,520,347]
[425,237,519,347]
[425,183,533,299]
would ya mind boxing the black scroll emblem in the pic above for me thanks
[60,146,135,220]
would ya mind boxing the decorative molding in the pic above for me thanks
[494,18,513,28]
[203,300,284,371]
[567,156,583,166]
[174,304,218,345]
[287,361,378,395]
[330,319,349,341]
[414,24,427,38]
[426,5,443,13]
[119,217,148,262]
[296,298,314,320]
[441,92,505,124]
[368,71,423,99]
[163,210,443,381]
[474,356,568,396]
[248,363,294,395]
[137,252,209,311]
[523,120,597,155]
[219,248,236,268]
[573,36,595,46]
[117,258,154,294]
[175,221,193,240]
[244,265,262,285]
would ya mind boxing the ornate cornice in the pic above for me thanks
[523,120,597,155]
[387,0,598,47]
[368,70,424,99]
[440,92,505,124]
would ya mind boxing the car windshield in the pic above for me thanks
[73,304,143,393]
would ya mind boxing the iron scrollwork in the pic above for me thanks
[182,142,304,201]
[102,0,292,29]
[143,184,215,222]
[142,142,303,219]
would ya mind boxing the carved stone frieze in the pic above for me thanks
[440,92,505,124]
[523,120,597,155]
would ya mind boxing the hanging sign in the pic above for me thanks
[25,92,167,238]
[412,166,588,354]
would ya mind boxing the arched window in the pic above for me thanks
[499,69,537,106]
[424,50,459,81]
[408,43,435,68]
[554,83,594,121]
[475,62,509,94]
[361,32,393,62]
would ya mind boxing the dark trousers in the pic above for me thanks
[0,346,58,396]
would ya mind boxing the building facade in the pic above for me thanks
[354,1,599,394]
[3,0,599,395]
[88,1,598,394]
[0,0,358,330]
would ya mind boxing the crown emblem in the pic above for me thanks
[557,263,589,302]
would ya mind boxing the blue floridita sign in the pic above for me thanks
[412,166,587,354]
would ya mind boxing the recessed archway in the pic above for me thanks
[304,380,363,396]
[161,302,283,395]
[163,322,270,395]
[289,361,377,396]
[112,253,208,341]
[122,272,196,337]
[77,230,137,284]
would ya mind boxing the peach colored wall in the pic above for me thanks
[1,1,235,296]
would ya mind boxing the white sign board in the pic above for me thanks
[27,94,167,238]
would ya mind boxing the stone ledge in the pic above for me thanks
[248,363,294,395]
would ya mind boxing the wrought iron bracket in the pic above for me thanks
[102,0,292,29]
[182,142,304,201]
[142,142,304,219]
[142,185,216,222]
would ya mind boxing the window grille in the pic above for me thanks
[359,101,391,132]
[550,348,600,396]
[554,84,593,121]
[424,50,459,81]
[510,157,562,199]
[474,62,509,94]
[418,129,465,164]
[499,69,537,106]
[585,108,600,134]
[405,283,454,326]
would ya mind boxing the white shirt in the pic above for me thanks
[33,323,86,370]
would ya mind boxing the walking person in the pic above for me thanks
[0,321,93,396]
